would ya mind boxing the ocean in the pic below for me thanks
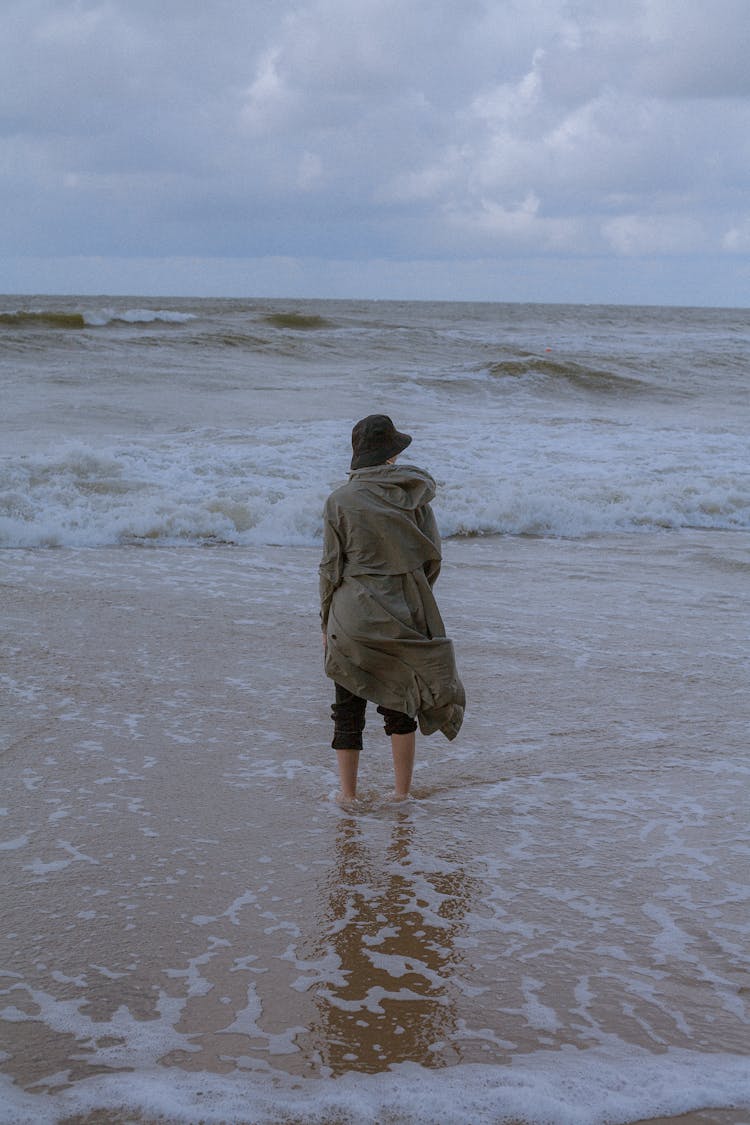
[1,296,749,1124]
[2,297,749,548]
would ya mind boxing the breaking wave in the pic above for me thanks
[0,308,195,329]
[1,426,748,548]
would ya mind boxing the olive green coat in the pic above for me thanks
[319,463,465,740]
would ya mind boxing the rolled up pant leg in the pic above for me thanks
[377,705,418,736]
[331,683,417,749]
[331,684,367,751]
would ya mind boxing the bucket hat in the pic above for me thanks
[350,414,412,470]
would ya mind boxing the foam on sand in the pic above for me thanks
[2,537,749,1125]
[1,1047,749,1124]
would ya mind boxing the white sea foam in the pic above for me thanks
[1,416,748,547]
[1,1047,749,1124]
[82,307,196,326]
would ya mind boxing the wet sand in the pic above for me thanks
[1,533,749,1123]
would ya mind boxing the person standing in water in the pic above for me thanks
[319,415,465,802]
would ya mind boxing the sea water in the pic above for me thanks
[1,297,748,548]
[1,297,749,1124]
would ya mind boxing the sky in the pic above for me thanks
[2,0,750,304]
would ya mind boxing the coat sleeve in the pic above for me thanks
[319,501,345,628]
[415,503,442,588]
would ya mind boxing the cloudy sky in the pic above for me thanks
[2,0,750,304]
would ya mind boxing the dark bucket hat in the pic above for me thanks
[350,414,412,470]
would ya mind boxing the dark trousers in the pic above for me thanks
[331,683,417,751]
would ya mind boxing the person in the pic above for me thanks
[319,414,465,802]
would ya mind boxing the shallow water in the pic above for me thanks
[2,532,749,1123]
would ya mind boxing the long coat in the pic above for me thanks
[319,463,465,740]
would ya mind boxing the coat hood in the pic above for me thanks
[347,462,436,511]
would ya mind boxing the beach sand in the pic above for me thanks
[2,533,749,1124]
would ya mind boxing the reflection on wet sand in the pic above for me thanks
[304,812,478,1075]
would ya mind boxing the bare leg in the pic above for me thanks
[391,732,416,799]
[336,749,360,802]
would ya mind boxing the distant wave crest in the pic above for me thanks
[0,310,87,329]
[263,312,333,330]
[488,356,649,395]
[85,307,196,326]
[0,308,195,329]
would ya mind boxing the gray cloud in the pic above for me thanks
[1,0,749,300]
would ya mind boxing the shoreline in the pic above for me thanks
[3,533,749,1124]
